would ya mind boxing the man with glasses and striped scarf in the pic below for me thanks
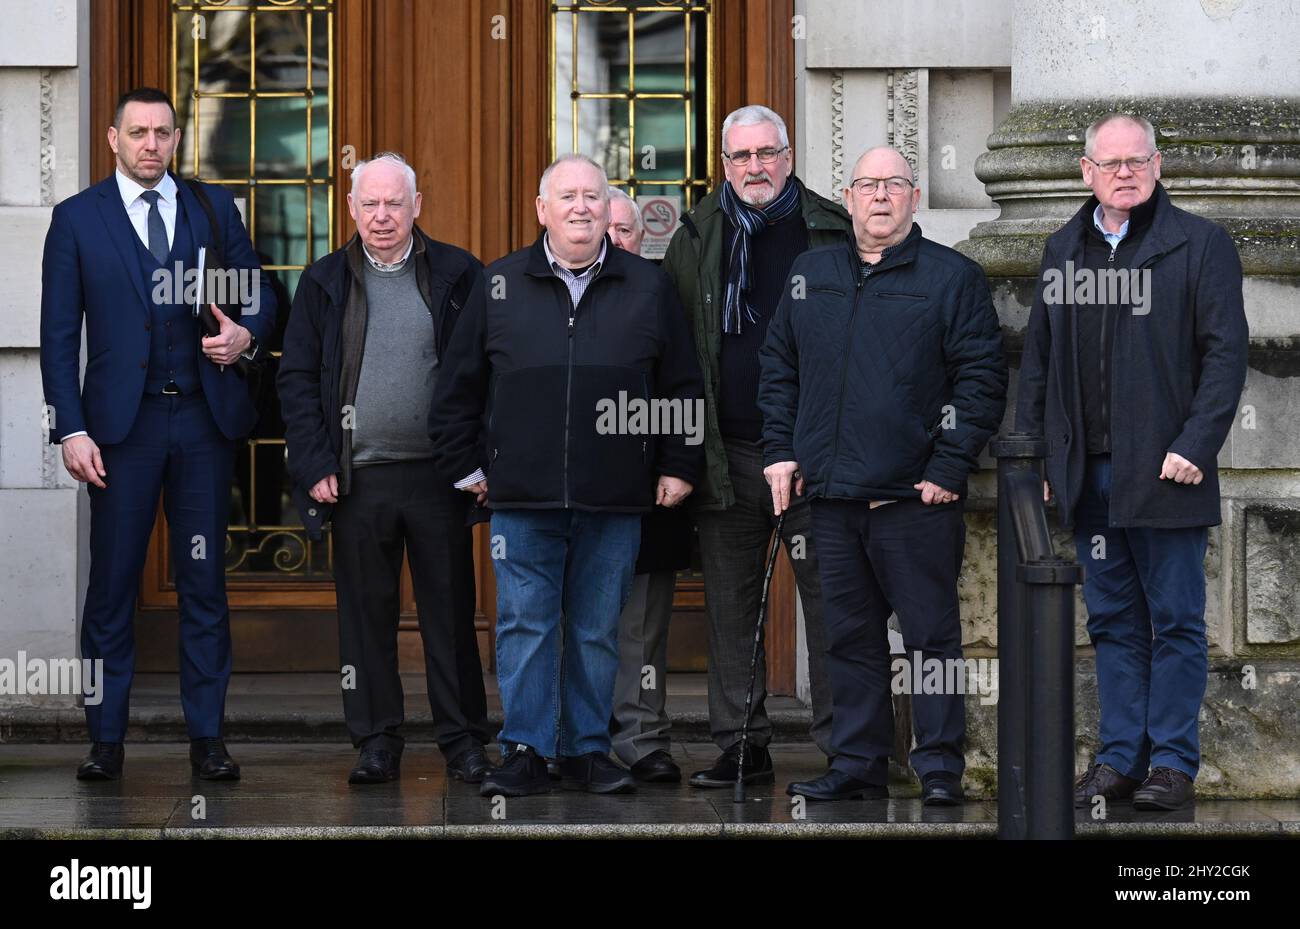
[662,104,852,789]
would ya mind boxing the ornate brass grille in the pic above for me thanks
[171,0,335,580]
[551,0,715,209]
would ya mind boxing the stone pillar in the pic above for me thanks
[958,0,1300,796]
[961,0,1300,276]
[0,0,92,710]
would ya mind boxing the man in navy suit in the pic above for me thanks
[39,87,277,780]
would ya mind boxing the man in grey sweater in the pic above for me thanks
[279,153,492,785]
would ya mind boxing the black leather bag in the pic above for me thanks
[185,178,252,378]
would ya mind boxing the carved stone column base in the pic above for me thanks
[957,98,1300,276]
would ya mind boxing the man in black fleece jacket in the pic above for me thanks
[429,154,704,798]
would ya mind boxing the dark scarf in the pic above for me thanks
[719,174,803,335]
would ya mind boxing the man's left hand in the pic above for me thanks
[201,304,252,366]
[1159,451,1203,485]
[914,480,960,505]
[657,476,693,508]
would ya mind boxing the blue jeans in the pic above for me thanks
[1073,455,1209,781]
[490,509,640,757]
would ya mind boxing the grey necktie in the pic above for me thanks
[139,189,169,264]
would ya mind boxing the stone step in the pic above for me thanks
[0,671,817,744]
[2,743,1293,840]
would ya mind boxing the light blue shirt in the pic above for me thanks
[1092,203,1130,250]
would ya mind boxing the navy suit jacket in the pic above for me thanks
[40,172,278,445]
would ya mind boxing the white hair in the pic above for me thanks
[606,186,643,231]
[721,104,790,155]
[539,153,610,200]
[1084,113,1157,159]
[351,151,418,200]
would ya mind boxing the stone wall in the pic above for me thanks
[0,0,91,709]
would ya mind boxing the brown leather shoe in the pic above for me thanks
[1132,766,1195,811]
[1074,762,1141,808]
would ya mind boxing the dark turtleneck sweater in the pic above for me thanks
[718,208,810,441]
[1077,190,1157,454]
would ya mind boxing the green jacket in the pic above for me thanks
[662,177,854,510]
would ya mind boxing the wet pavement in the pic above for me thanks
[1,742,1295,839]
[2,672,816,743]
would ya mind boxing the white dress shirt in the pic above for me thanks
[116,169,178,252]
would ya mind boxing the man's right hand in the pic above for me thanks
[310,474,339,503]
[1043,480,1051,504]
[462,480,488,506]
[62,435,107,489]
[763,460,804,516]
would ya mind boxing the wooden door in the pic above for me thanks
[91,0,800,694]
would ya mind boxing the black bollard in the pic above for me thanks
[991,434,1044,840]
[1020,557,1084,839]
[991,433,1081,840]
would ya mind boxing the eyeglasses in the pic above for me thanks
[848,176,914,196]
[723,146,789,167]
[1084,153,1158,174]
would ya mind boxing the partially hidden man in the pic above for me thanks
[606,186,694,784]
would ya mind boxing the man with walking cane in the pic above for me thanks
[663,104,852,788]
[758,146,1007,804]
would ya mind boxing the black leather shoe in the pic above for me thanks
[559,752,636,794]
[76,742,124,781]
[190,739,240,781]
[1132,766,1195,811]
[921,771,964,806]
[629,749,682,784]
[447,745,493,784]
[689,742,774,789]
[1074,762,1141,808]
[547,760,561,781]
[481,744,550,797]
[787,769,888,801]
[348,746,400,784]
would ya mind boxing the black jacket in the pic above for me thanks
[428,233,705,512]
[278,227,481,538]
[758,224,1007,500]
[1015,183,1248,529]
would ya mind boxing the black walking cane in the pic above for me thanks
[734,509,786,803]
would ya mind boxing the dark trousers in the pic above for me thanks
[694,439,832,754]
[811,497,967,783]
[1073,454,1209,781]
[611,570,677,765]
[331,459,491,760]
[83,392,235,742]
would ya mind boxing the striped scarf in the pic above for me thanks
[719,175,802,335]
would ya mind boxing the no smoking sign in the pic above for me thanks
[635,194,682,259]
